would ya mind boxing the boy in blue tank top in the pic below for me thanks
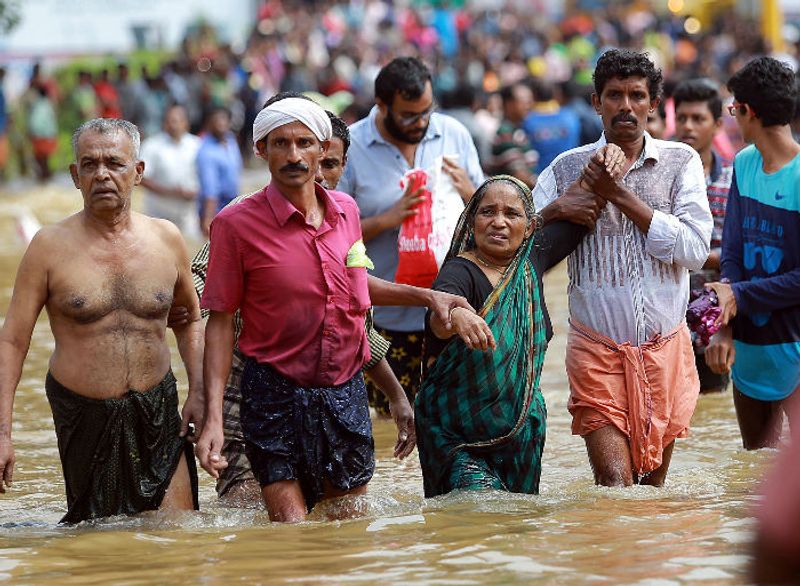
[705,57,800,449]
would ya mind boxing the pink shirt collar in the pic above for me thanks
[263,182,345,229]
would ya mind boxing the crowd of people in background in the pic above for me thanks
[0,1,797,188]
[0,0,799,581]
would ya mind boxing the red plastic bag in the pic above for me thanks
[395,168,439,288]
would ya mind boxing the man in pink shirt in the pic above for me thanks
[196,97,383,522]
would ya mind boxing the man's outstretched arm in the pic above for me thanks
[366,275,473,330]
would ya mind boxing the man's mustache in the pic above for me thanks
[280,163,309,173]
[612,113,638,125]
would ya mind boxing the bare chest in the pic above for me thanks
[49,253,176,324]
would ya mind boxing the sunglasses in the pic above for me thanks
[389,103,437,126]
[727,102,748,117]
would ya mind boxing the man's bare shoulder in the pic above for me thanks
[129,213,190,266]
[132,212,184,242]
[26,213,84,256]
[10,215,87,287]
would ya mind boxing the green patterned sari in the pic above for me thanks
[415,177,548,498]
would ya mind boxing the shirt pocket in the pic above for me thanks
[346,266,371,314]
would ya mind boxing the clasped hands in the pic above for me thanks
[559,144,627,230]
[581,144,627,199]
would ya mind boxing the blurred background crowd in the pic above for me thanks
[0,0,797,192]
[1,1,800,578]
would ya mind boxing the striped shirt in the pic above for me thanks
[707,150,733,251]
[533,132,712,346]
[690,150,733,289]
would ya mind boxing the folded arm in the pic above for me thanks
[579,147,712,270]
[533,155,608,230]
[640,153,712,270]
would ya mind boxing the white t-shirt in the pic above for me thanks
[140,131,202,235]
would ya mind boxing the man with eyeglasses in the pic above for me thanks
[338,57,485,415]
[672,78,734,394]
[705,57,800,450]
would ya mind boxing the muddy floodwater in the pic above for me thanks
[0,180,775,584]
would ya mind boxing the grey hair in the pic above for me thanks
[71,118,141,160]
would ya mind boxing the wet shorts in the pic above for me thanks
[240,358,375,511]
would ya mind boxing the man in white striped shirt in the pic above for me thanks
[533,49,712,488]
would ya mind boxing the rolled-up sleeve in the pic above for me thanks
[532,164,558,212]
[644,151,712,270]
[461,134,486,188]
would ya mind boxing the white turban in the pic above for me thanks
[252,97,332,156]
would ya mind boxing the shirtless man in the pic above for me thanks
[0,118,204,524]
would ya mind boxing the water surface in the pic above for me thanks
[0,182,771,584]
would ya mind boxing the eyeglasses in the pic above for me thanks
[727,102,747,117]
[389,103,437,126]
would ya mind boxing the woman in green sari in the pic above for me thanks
[415,175,586,497]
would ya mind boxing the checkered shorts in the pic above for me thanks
[216,320,391,497]
[215,348,255,497]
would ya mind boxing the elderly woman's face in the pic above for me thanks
[472,183,532,261]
